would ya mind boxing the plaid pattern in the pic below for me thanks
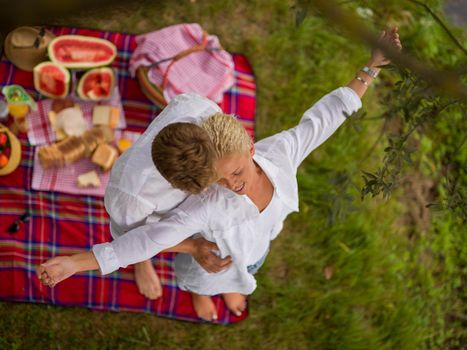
[0,26,256,324]
[130,23,235,104]
[31,130,141,197]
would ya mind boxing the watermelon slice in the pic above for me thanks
[33,62,70,98]
[49,35,117,69]
[77,67,115,101]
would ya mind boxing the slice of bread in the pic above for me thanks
[92,105,120,129]
[77,170,101,188]
[91,143,118,172]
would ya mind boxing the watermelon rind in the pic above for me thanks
[33,61,70,99]
[48,35,117,69]
[76,67,115,101]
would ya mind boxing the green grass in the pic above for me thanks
[0,1,465,349]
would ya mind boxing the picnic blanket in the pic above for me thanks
[0,26,256,324]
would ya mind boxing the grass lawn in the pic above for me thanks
[0,1,465,349]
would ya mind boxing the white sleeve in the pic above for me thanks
[104,186,156,238]
[274,87,362,169]
[93,195,209,275]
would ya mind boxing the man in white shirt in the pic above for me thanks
[96,94,234,299]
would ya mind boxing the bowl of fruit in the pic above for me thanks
[0,124,21,176]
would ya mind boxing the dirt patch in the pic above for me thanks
[399,171,436,233]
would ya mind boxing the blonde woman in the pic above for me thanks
[38,28,401,321]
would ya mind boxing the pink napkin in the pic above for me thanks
[31,130,140,197]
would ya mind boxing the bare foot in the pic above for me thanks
[222,293,247,316]
[134,260,162,300]
[192,293,218,321]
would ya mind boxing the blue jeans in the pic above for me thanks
[247,248,270,275]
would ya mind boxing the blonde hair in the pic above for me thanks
[201,113,251,158]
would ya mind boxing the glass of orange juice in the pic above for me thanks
[2,85,37,133]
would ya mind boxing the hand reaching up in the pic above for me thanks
[370,26,402,67]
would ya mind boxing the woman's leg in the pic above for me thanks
[191,292,218,321]
[222,293,247,316]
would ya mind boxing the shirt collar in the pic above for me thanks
[253,153,299,212]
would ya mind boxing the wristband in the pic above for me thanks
[355,76,369,86]
[361,66,379,78]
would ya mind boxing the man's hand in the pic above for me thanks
[36,256,78,288]
[191,238,232,273]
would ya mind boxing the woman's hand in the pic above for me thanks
[192,238,232,273]
[36,251,99,287]
[369,26,402,67]
[349,26,403,98]
[36,256,78,287]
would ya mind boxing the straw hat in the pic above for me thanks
[4,26,55,72]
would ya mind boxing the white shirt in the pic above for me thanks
[93,87,362,295]
[245,189,280,265]
[103,93,222,239]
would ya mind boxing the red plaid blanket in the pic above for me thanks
[0,26,256,324]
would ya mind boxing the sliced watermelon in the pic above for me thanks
[77,67,115,101]
[49,35,117,69]
[33,62,70,99]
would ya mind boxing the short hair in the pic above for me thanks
[151,122,217,194]
[201,113,251,159]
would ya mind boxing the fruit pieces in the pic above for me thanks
[33,62,70,99]
[117,138,133,154]
[77,67,115,101]
[0,132,7,146]
[0,125,21,176]
[0,153,8,168]
[0,131,10,168]
[48,35,117,69]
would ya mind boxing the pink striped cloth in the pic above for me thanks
[129,23,234,103]
[27,87,126,146]
[31,130,141,197]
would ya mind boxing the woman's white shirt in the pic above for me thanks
[93,87,362,295]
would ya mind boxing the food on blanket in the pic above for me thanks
[38,136,86,168]
[77,170,101,188]
[3,85,37,133]
[77,67,115,101]
[2,85,37,111]
[47,111,67,141]
[33,62,70,99]
[81,126,114,156]
[92,105,119,128]
[56,106,87,136]
[48,35,117,68]
[0,153,8,168]
[51,98,74,113]
[0,125,21,176]
[91,143,118,172]
[0,132,7,146]
[38,126,114,168]
[117,138,133,154]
